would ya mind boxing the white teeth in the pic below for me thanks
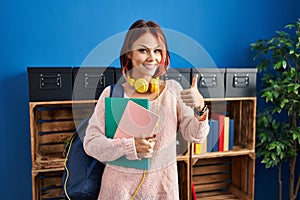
[144,64,156,69]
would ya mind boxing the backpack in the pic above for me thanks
[63,84,124,200]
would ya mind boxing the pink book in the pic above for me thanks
[114,100,160,139]
[211,113,225,152]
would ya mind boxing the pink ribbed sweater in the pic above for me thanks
[83,80,209,200]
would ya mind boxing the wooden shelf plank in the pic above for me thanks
[192,149,255,159]
[32,168,64,173]
[197,193,239,200]
[204,97,256,102]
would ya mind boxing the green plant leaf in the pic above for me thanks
[269,142,276,150]
[261,157,270,164]
[285,24,295,29]
[274,91,280,99]
[262,91,273,102]
[266,162,272,169]
[282,60,287,69]
[274,61,282,70]
[276,145,281,154]
[290,67,296,76]
[280,99,289,108]
[271,153,276,160]
[280,152,284,159]
[293,133,297,140]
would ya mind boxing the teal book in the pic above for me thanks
[105,97,149,139]
[104,97,150,170]
[211,119,219,152]
[229,119,234,150]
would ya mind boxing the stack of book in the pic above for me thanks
[194,114,234,155]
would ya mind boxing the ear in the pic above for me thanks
[127,52,132,59]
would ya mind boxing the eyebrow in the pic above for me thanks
[138,44,161,49]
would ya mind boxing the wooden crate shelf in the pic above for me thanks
[29,101,96,170]
[191,97,256,200]
[192,156,254,200]
[32,169,64,200]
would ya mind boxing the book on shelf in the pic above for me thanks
[194,143,201,155]
[223,116,230,151]
[211,119,219,152]
[229,119,234,150]
[211,113,225,152]
[206,119,218,152]
[194,138,207,155]
[105,97,155,170]
[201,137,207,154]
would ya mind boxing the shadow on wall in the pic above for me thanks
[0,71,32,199]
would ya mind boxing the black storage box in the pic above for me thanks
[192,68,225,98]
[72,67,115,100]
[163,68,191,89]
[225,68,258,97]
[27,67,73,101]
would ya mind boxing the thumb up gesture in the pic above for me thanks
[180,74,205,110]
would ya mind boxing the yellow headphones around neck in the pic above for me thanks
[127,76,159,93]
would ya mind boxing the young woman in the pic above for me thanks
[83,19,209,200]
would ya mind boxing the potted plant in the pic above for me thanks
[251,19,300,200]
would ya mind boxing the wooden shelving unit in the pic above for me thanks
[191,97,256,200]
[29,100,191,200]
[30,97,256,200]
[28,65,259,200]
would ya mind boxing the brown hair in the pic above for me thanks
[120,20,170,77]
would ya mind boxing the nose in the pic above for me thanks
[148,51,155,61]
[147,50,161,63]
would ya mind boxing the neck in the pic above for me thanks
[130,70,153,81]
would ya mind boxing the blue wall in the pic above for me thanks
[0,0,299,199]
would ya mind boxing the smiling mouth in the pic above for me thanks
[143,64,157,70]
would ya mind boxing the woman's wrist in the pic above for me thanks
[194,105,209,121]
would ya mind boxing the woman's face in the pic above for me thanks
[128,32,163,78]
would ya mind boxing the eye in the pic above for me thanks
[154,49,162,53]
[138,49,148,53]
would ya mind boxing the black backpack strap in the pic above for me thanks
[109,84,124,98]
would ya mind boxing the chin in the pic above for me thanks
[133,65,158,77]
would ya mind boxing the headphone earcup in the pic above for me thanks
[150,78,159,93]
[127,77,136,87]
[134,78,149,93]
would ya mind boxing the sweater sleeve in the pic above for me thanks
[83,86,139,162]
[172,81,210,144]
